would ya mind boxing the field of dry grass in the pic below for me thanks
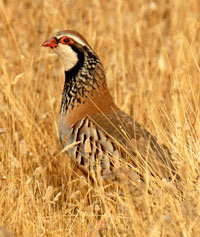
[1,0,200,236]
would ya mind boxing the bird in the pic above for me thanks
[42,30,178,181]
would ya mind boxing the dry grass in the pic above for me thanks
[1,0,200,236]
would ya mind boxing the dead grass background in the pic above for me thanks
[0,0,200,236]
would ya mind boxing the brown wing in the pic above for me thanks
[90,108,178,180]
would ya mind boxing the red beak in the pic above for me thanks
[42,37,58,48]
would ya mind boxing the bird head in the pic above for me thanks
[42,30,91,71]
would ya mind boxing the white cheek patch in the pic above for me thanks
[54,44,78,71]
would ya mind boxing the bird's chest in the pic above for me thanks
[59,116,121,174]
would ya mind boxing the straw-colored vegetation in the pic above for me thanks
[0,0,200,236]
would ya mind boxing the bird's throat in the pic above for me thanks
[64,46,85,80]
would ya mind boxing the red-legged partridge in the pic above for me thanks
[42,30,178,180]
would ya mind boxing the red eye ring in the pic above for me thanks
[59,37,73,45]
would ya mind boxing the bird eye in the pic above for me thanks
[60,37,72,44]
[64,38,69,43]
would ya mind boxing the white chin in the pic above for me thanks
[55,44,79,71]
